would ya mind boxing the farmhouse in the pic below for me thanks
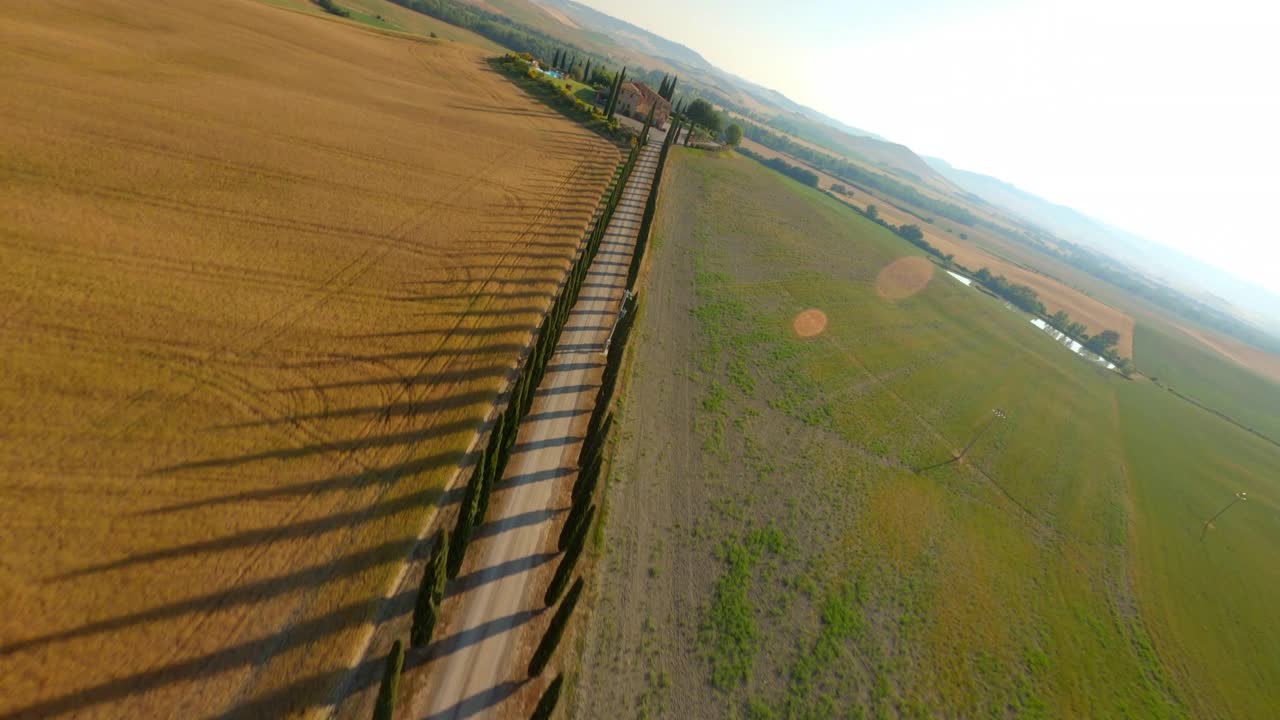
[615,81,671,129]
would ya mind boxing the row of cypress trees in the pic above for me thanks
[522,92,685,718]
[657,73,678,101]
[441,137,641,590]
[519,284,642,716]
[520,138,660,716]
[370,143,645,720]
[627,118,682,291]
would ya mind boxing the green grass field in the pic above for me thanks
[257,0,508,50]
[1134,322,1280,443]
[591,148,1280,718]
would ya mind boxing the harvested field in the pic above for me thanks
[0,0,618,717]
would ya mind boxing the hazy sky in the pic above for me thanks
[577,0,1280,296]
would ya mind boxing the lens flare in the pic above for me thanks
[793,309,828,338]
[875,256,934,300]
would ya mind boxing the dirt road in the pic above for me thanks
[333,137,663,719]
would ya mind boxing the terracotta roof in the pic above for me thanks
[620,81,671,109]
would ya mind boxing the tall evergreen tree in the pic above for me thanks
[558,490,595,550]
[640,103,657,144]
[528,578,585,677]
[583,59,592,84]
[546,505,593,606]
[373,639,404,720]
[606,67,626,118]
[411,530,449,647]
[531,674,565,720]
[664,76,678,101]
[448,460,484,579]
[579,412,612,471]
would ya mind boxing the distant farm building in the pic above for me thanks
[615,81,670,129]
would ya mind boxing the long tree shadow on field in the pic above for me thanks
[5,144,629,720]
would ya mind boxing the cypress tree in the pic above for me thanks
[606,67,626,118]
[579,412,613,471]
[546,505,593,606]
[487,413,506,467]
[665,76,678,100]
[521,360,536,411]
[583,59,592,84]
[373,639,404,720]
[531,674,565,720]
[411,530,449,647]
[572,440,601,496]
[476,451,495,526]
[448,461,484,579]
[558,486,595,549]
[571,453,602,508]
[529,577,584,677]
[429,529,449,603]
[640,103,657,145]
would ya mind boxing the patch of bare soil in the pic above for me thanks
[875,256,935,300]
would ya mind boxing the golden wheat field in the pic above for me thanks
[0,0,618,717]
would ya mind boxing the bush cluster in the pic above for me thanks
[311,0,350,17]
[494,54,624,139]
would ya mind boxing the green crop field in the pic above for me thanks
[1134,322,1280,444]
[576,149,1280,719]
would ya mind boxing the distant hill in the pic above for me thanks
[925,156,1280,340]
[535,0,712,70]
[528,0,892,146]
[447,0,1280,348]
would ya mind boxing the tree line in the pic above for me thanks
[738,122,980,226]
[311,0,350,17]
[735,146,819,187]
[628,117,682,288]
[971,267,1047,315]
[971,268,1133,371]
[369,140,643,720]
[387,0,578,63]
